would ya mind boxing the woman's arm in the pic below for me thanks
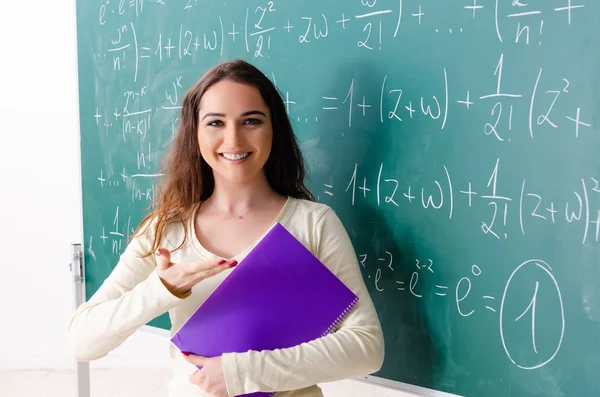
[66,230,184,361]
[221,208,385,395]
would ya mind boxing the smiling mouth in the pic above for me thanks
[220,152,252,161]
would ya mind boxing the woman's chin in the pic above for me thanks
[213,169,266,185]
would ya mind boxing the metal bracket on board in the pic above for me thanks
[69,243,90,397]
[70,243,84,284]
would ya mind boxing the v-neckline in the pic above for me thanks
[189,196,294,261]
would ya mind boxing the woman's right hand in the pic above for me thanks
[155,247,236,298]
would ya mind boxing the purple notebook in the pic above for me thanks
[170,222,359,397]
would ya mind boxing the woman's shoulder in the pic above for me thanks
[286,197,333,221]
[284,197,352,256]
[283,197,346,235]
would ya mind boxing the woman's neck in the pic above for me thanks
[207,173,278,214]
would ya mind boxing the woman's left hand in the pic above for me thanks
[183,353,230,397]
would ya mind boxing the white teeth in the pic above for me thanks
[222,152,250,161]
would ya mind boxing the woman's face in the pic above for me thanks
[197,80,273,185]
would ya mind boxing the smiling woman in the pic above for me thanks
[67,60,384,397]
[198,81,273,187]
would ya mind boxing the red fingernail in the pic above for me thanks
[182,351,190,356]
[230,260,238,268]
[219,259,226,265]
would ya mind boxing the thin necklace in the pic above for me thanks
[214,205,250,220]
[228,211,249,220]
[209,194,274,220]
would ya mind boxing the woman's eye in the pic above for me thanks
[243,118,262,125]
[207,120,223,127]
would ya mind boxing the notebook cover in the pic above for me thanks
[170,222,359,397]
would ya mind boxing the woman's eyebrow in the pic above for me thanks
[240,110,267,117]
[201,110,266,121]
[201,112,225,121]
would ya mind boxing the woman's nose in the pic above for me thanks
[223,123,244,145]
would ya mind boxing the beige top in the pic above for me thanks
[67,197,385,396]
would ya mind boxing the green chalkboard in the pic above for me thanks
[75,1,600,396]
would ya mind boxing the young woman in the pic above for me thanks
[67,60,384,397]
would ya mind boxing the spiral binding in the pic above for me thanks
[321,296,359,337]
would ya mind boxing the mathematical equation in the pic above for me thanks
[319,58,592,141]
[320,158,600,245]
[93,1,592,142]
[363,252,565,370]
[86,0,598,258]
[84,206,132,271]
[97,0,587,70]
[92,53,593,156]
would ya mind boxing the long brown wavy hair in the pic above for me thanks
[134,60,315,257]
